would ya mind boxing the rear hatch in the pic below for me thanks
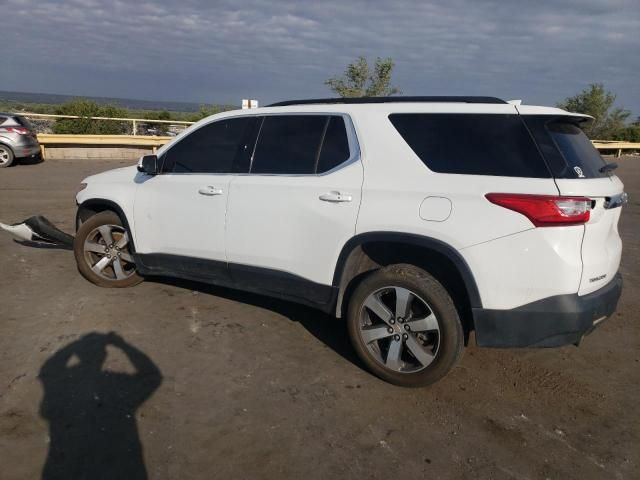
[522,113,625,295]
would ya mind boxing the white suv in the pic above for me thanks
[74,97,625,387]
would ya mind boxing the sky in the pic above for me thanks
[2,0,639,114]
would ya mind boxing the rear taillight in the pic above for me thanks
[0,127,31,135]
[486,193,591,227]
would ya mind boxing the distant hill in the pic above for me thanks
[0,90,206,112]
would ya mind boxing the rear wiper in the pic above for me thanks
[599,162,618,173]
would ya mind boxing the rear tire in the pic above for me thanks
[73,211,143,288]
[347,264,464,387]
[0,144,14,168]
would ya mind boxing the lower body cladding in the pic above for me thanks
[473,273,623,347]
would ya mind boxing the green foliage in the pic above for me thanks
[52,99,130,134]
[142,110,172,135]
[325,56,402,97]
[186,104,233,122]
[557,84,631,139]
[613,125,640,142]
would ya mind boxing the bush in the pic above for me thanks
[143,110,172,135]
[52,99,130,134]
[614,125,640,142]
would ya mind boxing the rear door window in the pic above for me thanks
[251,115,327,174]
[388,113,550,178]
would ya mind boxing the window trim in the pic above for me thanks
[158,111,360,177]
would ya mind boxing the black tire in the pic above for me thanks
[347,264,464,387]
[73,211,143,288]
[0,144,15,168]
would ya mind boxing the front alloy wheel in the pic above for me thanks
[73,211,143,288]
[83,224,136,281]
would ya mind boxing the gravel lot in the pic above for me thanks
[0,156,638,479]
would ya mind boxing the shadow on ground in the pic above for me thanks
[38,332,162,480]
[151,276,363,369]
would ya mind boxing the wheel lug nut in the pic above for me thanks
[394,334,400,341]
[402,333,409,340]
[404,324,410,331]
[398,317,404,323]
[389,319,395,325]
[387,327,393,334]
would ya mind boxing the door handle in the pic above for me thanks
[198,186,223,196]
[319,191,353,203]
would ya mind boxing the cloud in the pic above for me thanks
[2,0,639,113]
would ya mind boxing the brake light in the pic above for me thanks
[0,127,31,135]
[486,193,591,227]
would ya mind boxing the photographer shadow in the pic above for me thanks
[38,332,162,480]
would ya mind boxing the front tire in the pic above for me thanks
[73,211,143,288]
[0,144,15,168]
[347,264,464,387]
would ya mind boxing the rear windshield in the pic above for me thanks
[388,113,550,178]
[15,116,33,129]
[546,121,607,178]
[522,116,607,179]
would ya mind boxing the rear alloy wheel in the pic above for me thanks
[0,144,15,168]
[347,264,463,387]
[74,211,143,288]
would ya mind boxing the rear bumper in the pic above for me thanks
[473,272,623,347]
[16,144,41,158]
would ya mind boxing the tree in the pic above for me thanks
[557,84,631,139]
[53,99,129,134]
[325,56,402,97]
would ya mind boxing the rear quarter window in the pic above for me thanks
[388,113,550,178]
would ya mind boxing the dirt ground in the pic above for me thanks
[0,156,638,480]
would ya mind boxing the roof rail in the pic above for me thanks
[268,96,507,107]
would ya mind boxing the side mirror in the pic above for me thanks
[137,155,158,175]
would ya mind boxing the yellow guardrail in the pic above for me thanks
[36,134,173,159]
[592,140,640,157]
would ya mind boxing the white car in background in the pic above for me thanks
[73,96,625,387]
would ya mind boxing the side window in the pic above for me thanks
[251,115,327,174]
[162,117,254,174]
[388,113,550,178]
[317,116,351,173]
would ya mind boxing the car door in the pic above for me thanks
[133,116,258,281]
[225,114,363,306]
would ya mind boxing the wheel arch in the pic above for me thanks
[76,199,137,252]
[333,232,481,333]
